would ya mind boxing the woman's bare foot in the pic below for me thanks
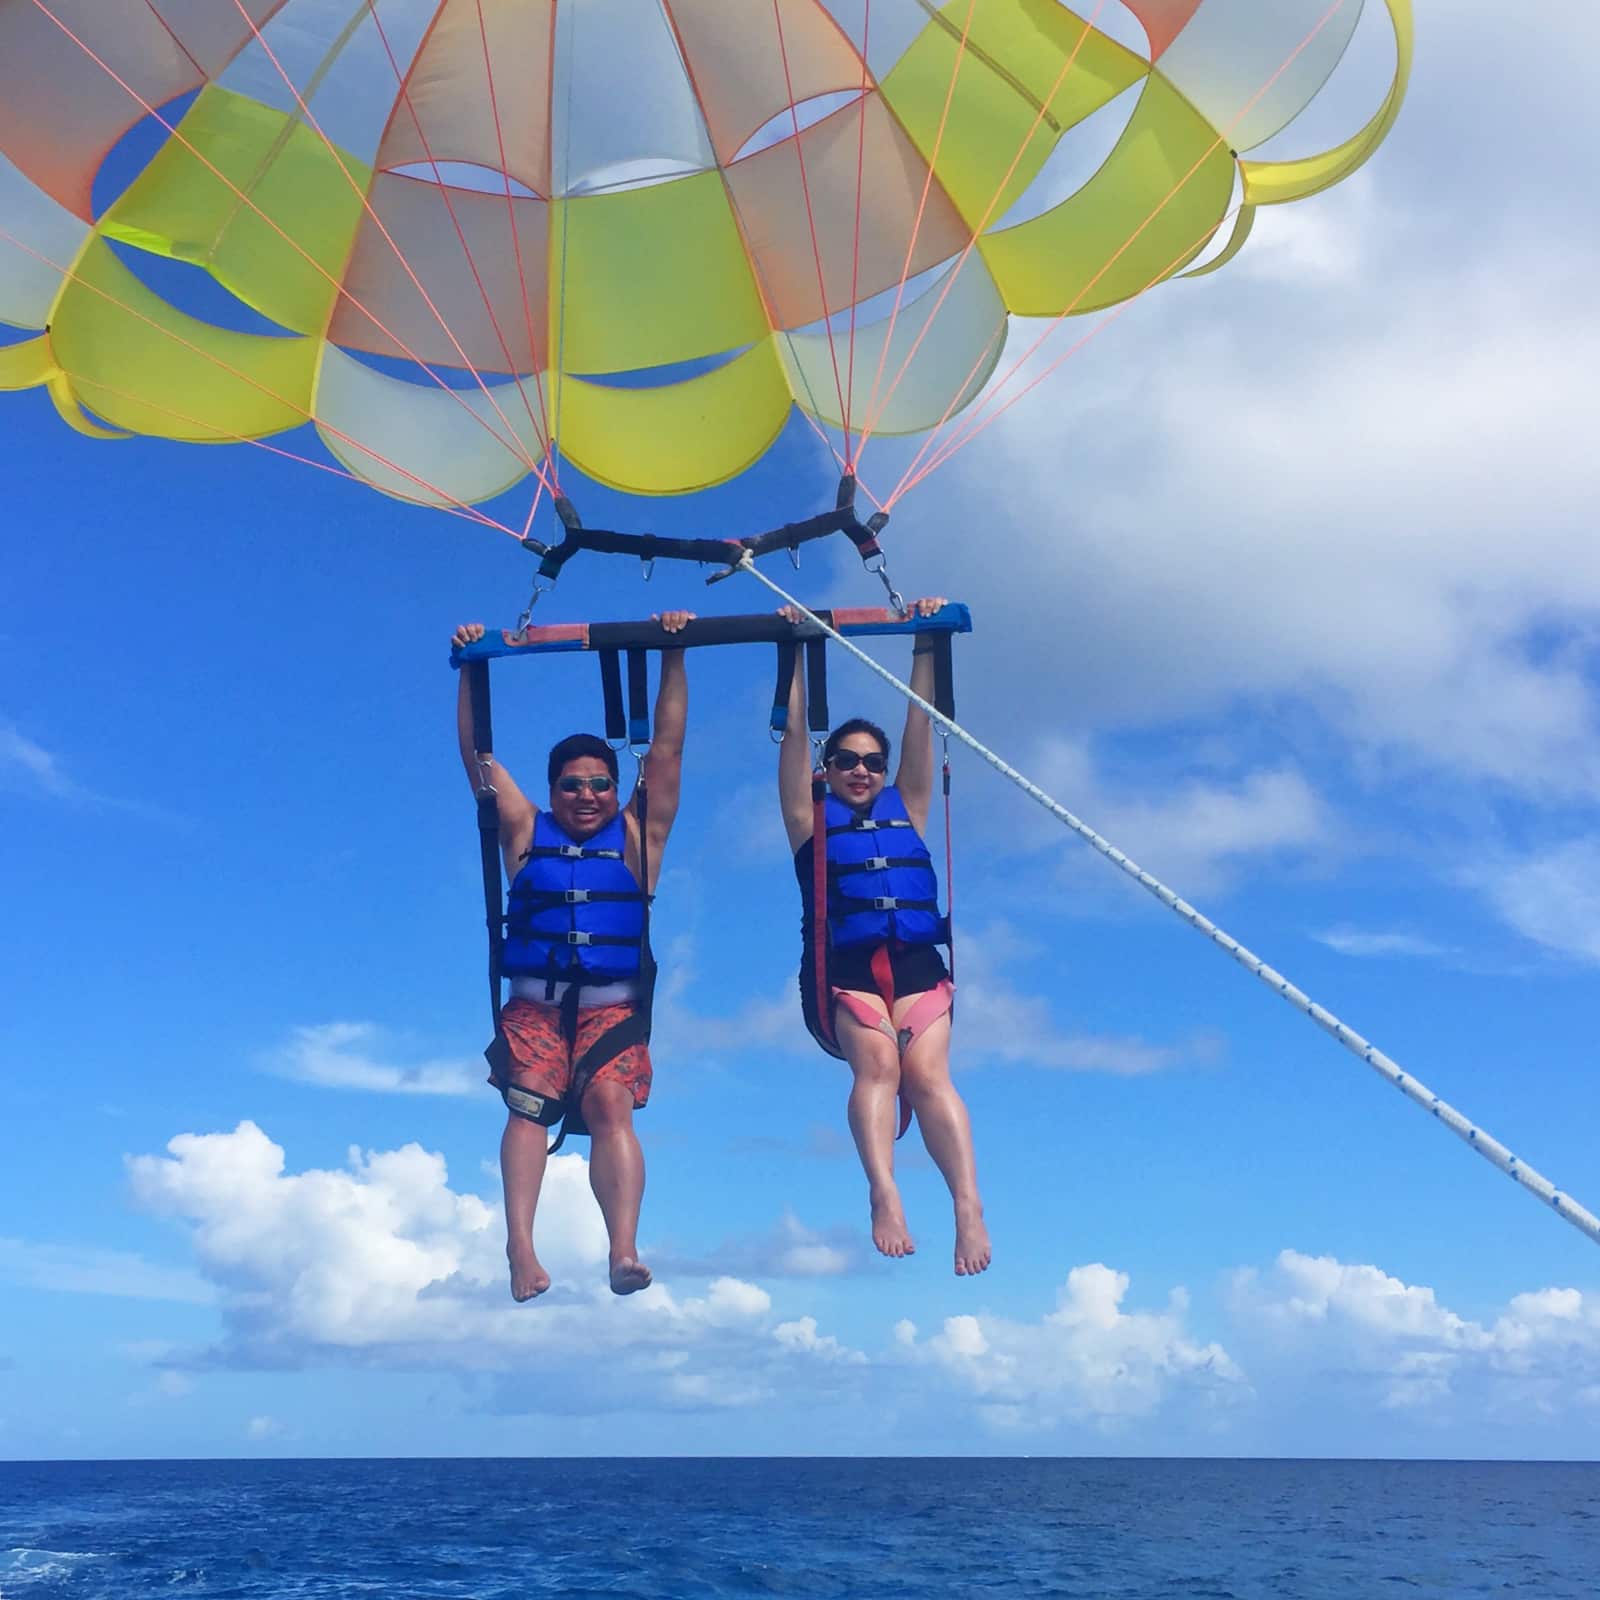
[507,1241,550,1302]
[610,1256,652,1295]
[954,1200,991,1276]
[870,1186,916,1259]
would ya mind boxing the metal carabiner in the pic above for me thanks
[516,576,555,633]
[864,554,908,618]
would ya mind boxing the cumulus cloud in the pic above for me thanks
[901,1263,1248,1432]
[123,1123,866,1418]
[1229,1250,1600,1416]
[265,1022,481,1097]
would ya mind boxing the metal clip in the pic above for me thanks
[864,554,907,617]
[640,557,655,583]
[788,543,802,569]
[517,575,555,633]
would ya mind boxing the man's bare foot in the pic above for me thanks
[507,1242,550,1302]
[954,1200,991,1276]
[870,1186,916,1259]
[610,1256,652,1295]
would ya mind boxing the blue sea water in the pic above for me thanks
[1,1458,1596,1599]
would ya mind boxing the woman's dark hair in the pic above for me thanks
[547,733,620,785]
[823,717,891,768]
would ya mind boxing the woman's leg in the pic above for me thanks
[501,1112,552,1301]
[895,1006,991,1275]
[835,996,916,1258]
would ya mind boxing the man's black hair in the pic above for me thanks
[547,733,620,785]
[823,717,891,769]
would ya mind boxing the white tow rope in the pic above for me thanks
[741,557,1600,1250]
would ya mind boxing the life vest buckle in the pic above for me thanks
[565,931,594,945]
[558,844,585,859]
[564,889,591,903]
[865,856,890,871]
[873,896,899,911]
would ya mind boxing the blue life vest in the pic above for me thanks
[824,785,944,950]
[503,812,644,986]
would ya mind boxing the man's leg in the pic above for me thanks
[835,999,915,1259]
[896,1009,991,1276]
[581,1078,651,1294]
[501,1112,552,1301]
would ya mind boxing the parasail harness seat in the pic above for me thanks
[452,582,969,1153]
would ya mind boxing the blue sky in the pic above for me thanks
[5,0,1600,1460]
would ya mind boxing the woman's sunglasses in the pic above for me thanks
[556,775,615,794]
[827,750,888,774]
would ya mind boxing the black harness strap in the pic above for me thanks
[771,640,798,737]
[805,637,830,739]
[598,649,625,744]
[626,648,650,748]
[466,662,505,1034]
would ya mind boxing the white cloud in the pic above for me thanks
[1313,926,1456,961]
[123,1123,867,1419]
[265,1022,480,1097]
[774,1316,866,1364]
[1461,840,1600,966]
[0,1237,215,1305]
[245,1415,284,1440]
[1229,1250,1600,1416]
[0,721,77,798]
[901,1263,1247,1432]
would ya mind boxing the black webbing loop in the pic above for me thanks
[599,650,625,746]
[931,632,956,721]
[805,637,829,737]
[626,648,650,750]
[466,662,504,1030]
[772,640,798,738]
[467,660,494,759]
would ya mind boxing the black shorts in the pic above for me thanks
[798,941,950,1059]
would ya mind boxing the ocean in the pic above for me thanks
[1,1457,1595,1598]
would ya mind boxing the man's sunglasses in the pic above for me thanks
[556,775,616,794]
[827,750,888,774]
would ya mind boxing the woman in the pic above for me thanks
[777,599,990,1276]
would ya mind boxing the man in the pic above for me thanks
[452,613,692,1301]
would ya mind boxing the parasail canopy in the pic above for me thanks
[0,0,1412,515]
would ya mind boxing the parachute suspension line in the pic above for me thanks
[772,0,850,442]
[1,227,522,535]
[884,0,1358,505]
[854,0,1110,467]
[550,0,582,482]
[736,559,1600,1252]
[23,0,542,483]
[842,0,875,454]
[359,0,556,478]
[234,0,554,485]
[471,0,559,477]
[858,0,979,453]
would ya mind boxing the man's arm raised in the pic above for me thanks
[453,622,536,871]
[634,611,694,873]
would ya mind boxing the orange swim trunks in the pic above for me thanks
[489,996,652,1119]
